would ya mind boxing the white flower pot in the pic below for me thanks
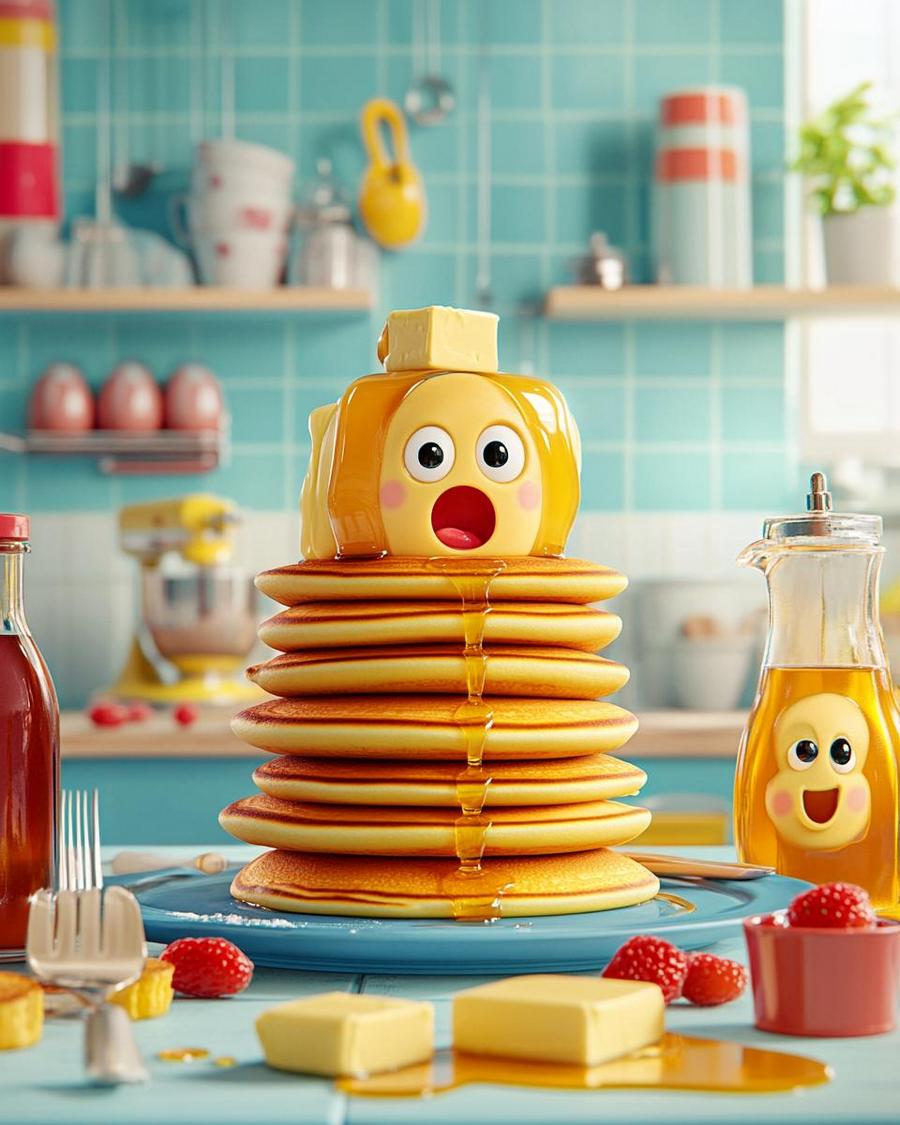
[823,208,900,285]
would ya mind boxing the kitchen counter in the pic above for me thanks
[61,709,747,760]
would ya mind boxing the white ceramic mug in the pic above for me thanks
[193,229,288,288]
[195,138,294,184]
[170,193,294,246]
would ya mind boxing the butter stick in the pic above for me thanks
[453,974,664,1067]
[256,991,434,1077]
[381,306,499,373]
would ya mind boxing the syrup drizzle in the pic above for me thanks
[158,1047,211,1063]
[427,559,511,922]
[337,1034,832,1098]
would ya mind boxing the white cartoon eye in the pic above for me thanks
[787,739,818,771]
[476,425,526,483]
[829,737,856,774]
[404,426,455,482]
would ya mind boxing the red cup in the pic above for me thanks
[744,912,900,1037]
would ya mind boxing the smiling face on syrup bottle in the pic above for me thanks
[765,693,871,851]
[378,372,544,557]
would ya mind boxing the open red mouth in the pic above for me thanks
[802,787,840,824]
[431,486,496,550]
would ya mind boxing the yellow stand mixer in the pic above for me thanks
[109,495,260,705]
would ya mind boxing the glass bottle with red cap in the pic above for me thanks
[0,513,59,960]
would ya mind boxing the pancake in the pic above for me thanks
[220,794,651,856]
[247,645,629,700]
[253,753,647,807]
[230,847,660,918]
[259,600,622,654]
[232,696,638,760]
[256,557,627,607]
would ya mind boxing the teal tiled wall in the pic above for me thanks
[0,0,793,515]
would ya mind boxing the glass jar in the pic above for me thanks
[734,473,900,907]
[0,513,59,959]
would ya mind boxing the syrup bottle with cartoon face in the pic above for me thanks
[734,473,900,908]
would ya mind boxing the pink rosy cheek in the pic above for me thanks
[518,480,541,511]
[380,480,407,510]
[770,789,793,817]
[847,784,868,812]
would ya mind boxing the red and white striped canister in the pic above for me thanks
[0,0,59,221]
[653,87,751,287]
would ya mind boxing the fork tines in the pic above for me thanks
[58,789,103,892]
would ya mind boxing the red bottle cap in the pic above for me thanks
[0,513,30,540]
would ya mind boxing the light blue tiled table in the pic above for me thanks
[4,846,898,1125]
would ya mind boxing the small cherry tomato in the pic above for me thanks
[173,703,199,727]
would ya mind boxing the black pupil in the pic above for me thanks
[830,738,852,766]
[795,739,818,763]
[418,442,443,469]
[484,440,509,468]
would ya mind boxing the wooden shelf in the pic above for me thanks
[0,286,373,313]
[545,284,900,321]
[0,425,228,474]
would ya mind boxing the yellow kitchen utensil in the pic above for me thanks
[358,97,426,249]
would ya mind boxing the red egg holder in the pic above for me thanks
[0,419,229,475]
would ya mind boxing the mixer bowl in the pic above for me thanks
[142,567,259,662]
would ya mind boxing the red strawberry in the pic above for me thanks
[160,936,254,998]
[88,701,129,727]
[682,953,747,1006]
[602,935,688,1004]
[786,882,876,929]
[173,703,199,727]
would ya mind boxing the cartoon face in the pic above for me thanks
[765,693,871,851]
[378,372,544,556]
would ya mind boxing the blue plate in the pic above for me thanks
[126,868,810,974]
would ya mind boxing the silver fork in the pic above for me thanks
[27,788,149,1085]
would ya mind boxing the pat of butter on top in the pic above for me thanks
[453,975,664,1067]
[256,992,433,1077]
[380,306,499,374]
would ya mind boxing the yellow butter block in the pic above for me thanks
[256,991,434,1077]
[452,974,664,1067]
[110,958,174,1021]
[0,973,43,1050]
[379,306,499,373]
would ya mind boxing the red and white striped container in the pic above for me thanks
[653,87,751,287]
[0,0,59,221]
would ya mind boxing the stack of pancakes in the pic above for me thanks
[222,556,658,918]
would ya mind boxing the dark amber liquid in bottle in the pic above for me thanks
[0,562,59,957]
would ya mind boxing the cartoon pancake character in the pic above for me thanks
[765,693,871,851]
[300,307,581,560]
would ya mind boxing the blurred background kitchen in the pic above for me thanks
[3,0,900,843]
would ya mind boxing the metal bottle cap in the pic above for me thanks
[762,471,882,544]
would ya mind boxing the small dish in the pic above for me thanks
[744,912,900,1037]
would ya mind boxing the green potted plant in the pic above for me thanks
[792,81,898,285]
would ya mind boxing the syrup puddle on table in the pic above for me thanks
[158,1047,211,1063]
[654,891,698,914]
[338,1033,832,1098]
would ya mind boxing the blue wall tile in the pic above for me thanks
[553,120,629,178]
[491,184,546,243]
[719,0,784,45]
[304,0,379,46]
[634,322,713,377]
[720,49,784,110]
[193,319,287,381]
[635,386,711,442]
[721,323,784,378]
[234,56,292,114]
[300,54,378,112]
[487,53,545,112]
[555,380,625,442]
[634,450,712,510]
[233,0,294,48]
[551,53,626,113]
[634,0,712,45]
[550,0,626,45]
[722,450,793,509]
[554,182,628,247]
[722,386,785,441]
[580,449,625,510]
[633,52,713,115]
[547,322,626,376]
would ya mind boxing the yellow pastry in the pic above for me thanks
[110,957,174,1021]
[0,973,43,1050]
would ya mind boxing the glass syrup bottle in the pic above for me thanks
[734,474,900,908]
[0,514,59,959]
